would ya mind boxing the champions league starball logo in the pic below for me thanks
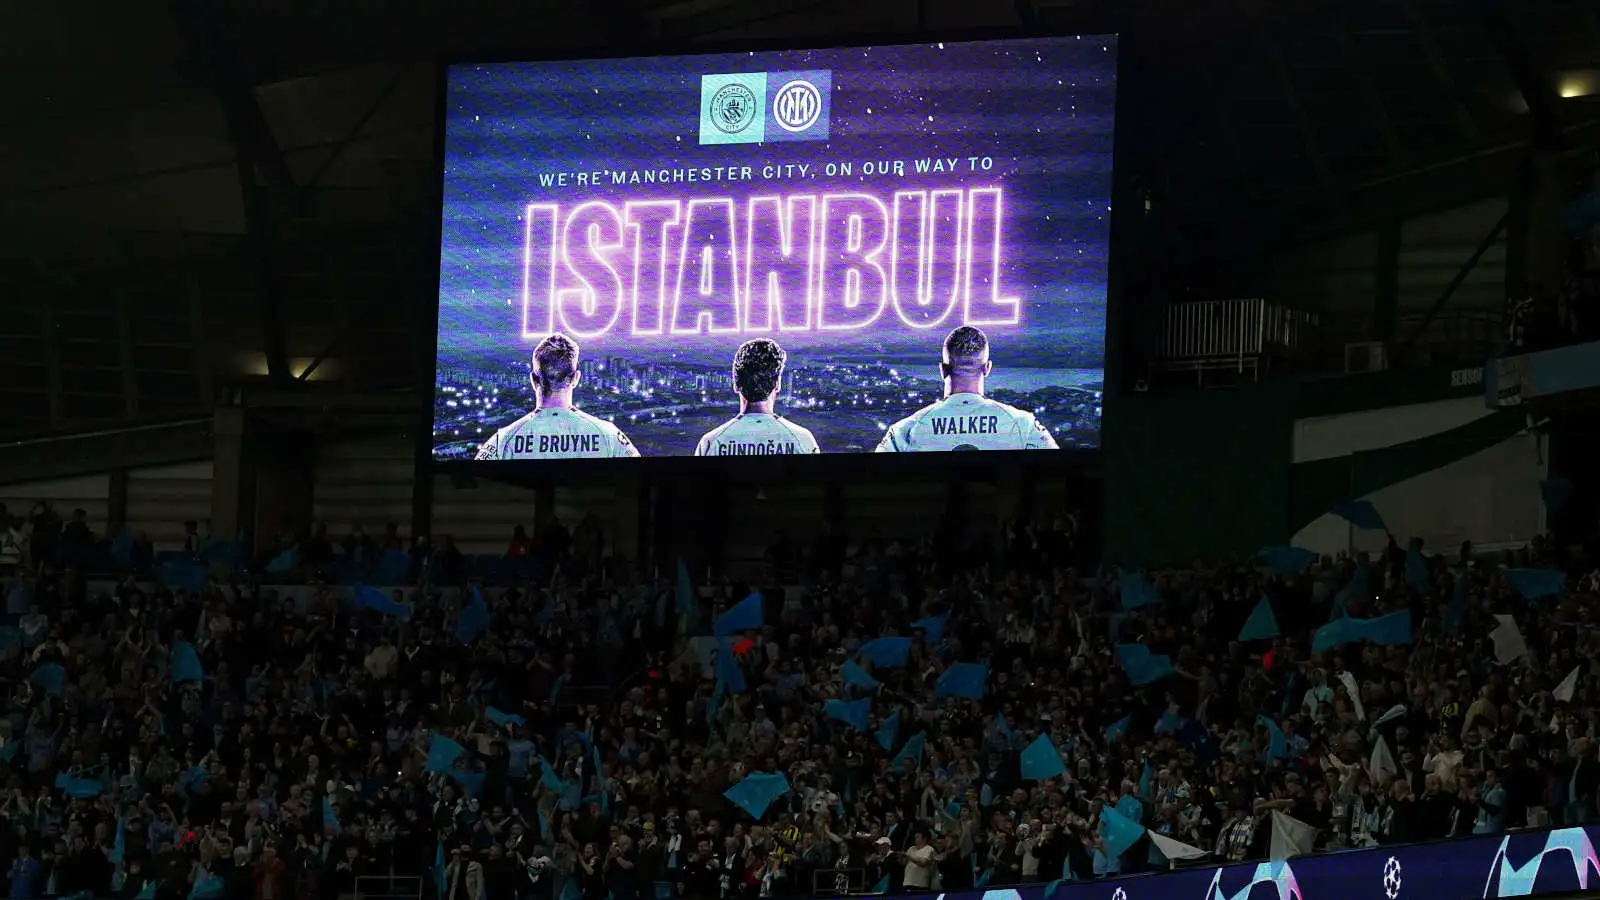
[1382,856,1403,899]
[1203,862,1304,900]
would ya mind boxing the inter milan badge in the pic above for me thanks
[710,83,758,134]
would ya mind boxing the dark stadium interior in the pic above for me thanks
[2,1,1600,900]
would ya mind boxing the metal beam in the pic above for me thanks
[1475,0,1563,151]
[1331,7,1402,162]
[306,65,412,189]
[113,289,139,418]
[36,268,62,426]
[1256,25,1341,201]
[1374,217,1401,343]
[1393,209,1510,365]
[171,0,292,382]
[1399,0,1481,143]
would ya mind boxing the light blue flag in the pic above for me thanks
[170,641,204,683]
[177,766,207,794]
[1257,546,1317,576]
[558,880,581,900]
[1115,794,1144,824]
[135,883,157,900]
[714,592,763,635]
[824,698,872,732]
[109,816,125,864]
[54,772,103,798]
[1105,716,1130,743]
[1331,500,1386,531]
[1115,645,1174,685]
[675,560,698,624]
[891,733,926,772]
[549,673,567,704]
[354,584,410,619]
[538,757,564,793]
[159,559,209,593]
[1098,805,1143,858]
[486,707,526,729]
[1117,570,1160,609]
[190,875,226,900]
[1155,711,1187,734]
[1139,761,1152,799]
[265,545,298,574]
[934,662,987,699]
[455,588,490,643]
[1406,540,1430,591]
[990,713,1017,749]
[724,772,791,819]
[859,637,912,669]
[1331,566,1369,620]
[1312,610,1412,654]
[1541,477,1574,513]
[875,713,899,751]
[1257,714,1287,761]
[715,635,747,693]
[425,735,466,773]
[435,844,447,896]
[871,874,890,894]
[1444,568,1469,632]
[1020,734,1066,781]
[840,659,880,690]
[1505,568,1565,600]
[912,612,949,643]
[1238,597,1280,641]
[323,796,341,835]
[30,661,65,696]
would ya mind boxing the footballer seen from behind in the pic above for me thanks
[476,333,640,460]
[694,338,820,456]
[875,325,1060,453]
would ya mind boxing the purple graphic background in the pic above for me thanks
[434,37,1116,458]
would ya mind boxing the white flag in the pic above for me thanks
[1336,670,1366,721]
[1147,830,1208,866]
[1491,615,1529,665]
[1369,735,1398,785]
[1555,666,1582,703]
[1269,811,1318,859]
[1372,704,1407,730]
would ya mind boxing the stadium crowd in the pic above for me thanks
[0,499,1597,900]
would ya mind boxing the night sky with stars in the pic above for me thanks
[435,37,1116,449]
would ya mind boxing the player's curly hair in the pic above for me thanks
[532,333,579,391]
[732,338,786,401]
[943,326,989,375]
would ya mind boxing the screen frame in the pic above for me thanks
[421,26,1127,482]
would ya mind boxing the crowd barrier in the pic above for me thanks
[884,826,1599,900]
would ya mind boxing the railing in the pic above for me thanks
[1156,299,1318,374]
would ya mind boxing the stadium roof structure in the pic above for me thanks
[0,0,1595,453]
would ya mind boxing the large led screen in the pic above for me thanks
[434,36,1116,461]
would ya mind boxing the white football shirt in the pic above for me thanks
[695,413,820,456]
[476,408,640,460]
[875,393,1058,452]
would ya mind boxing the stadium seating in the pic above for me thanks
[0,500,1594,900]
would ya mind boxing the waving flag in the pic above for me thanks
[840,658,880,690]
[1118,570,1160,610]
[1311,610,1411,654]
[170,641,205,684]
[1505,568,1565,600]
[1020,734,1066,780]
[714,592,764,635]
[1238,597,1280,641]
[891,733,926,772]
[1105,716,1130,743]
[934,662,988,699]
[1257,546,1317,576]
[486,707,526,729]
[425,735,466,773]
[1098,805,1143,858]
[875,713,899,751]
[912,612,949,643]
[724,772,790,819]
[1332,566,1369,620]
[823,698,871,732]
[354,584,410,619]
[455,588,490,643]
[54,772,103,798]
[714,635,747,693]
[29,662,65,696]
[1257,714,1288,761]
[859,637,912,669]
[1330,500,1386,531]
